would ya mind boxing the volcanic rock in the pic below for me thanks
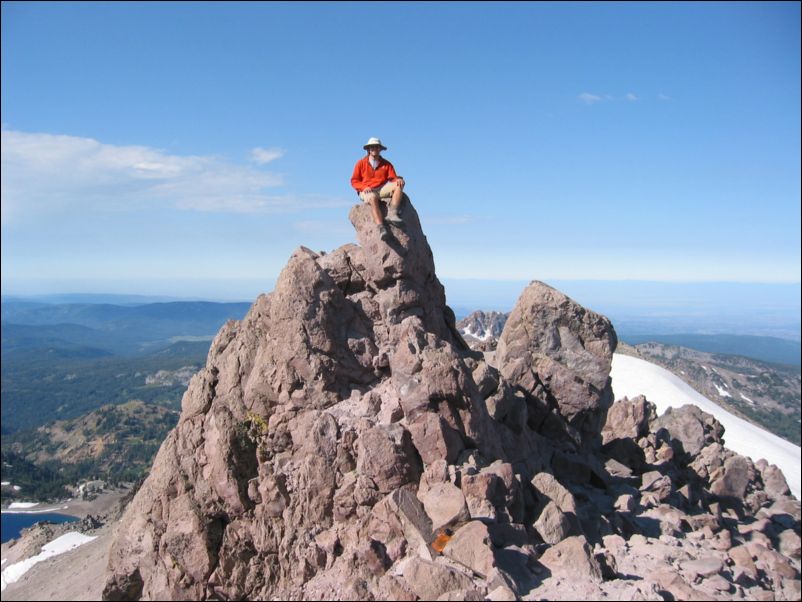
[495,281,617,449]
[101,194,800,602]
[654,403,724,458]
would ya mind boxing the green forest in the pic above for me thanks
[1,341,207,434]
[2,402,179,502]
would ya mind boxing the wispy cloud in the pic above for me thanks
[250,147,285,164]
[578,92,603,105]
[1,130,348,224]
[579,91,661,105]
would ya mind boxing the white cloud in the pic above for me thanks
[250,147,285,164]
[578,92,653,105]
[1,130,347,224]
[658,92,672,101]
[578,92,603,105]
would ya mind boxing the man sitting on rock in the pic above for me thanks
[350,137,406,241]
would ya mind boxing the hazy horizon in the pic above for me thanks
[4,278,799,342]
[3,276,800,302]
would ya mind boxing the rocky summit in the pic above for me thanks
[103,196,800,601]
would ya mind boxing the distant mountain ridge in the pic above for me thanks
[2,322,118,358]
[624,333,801,367]
[1,293,206,305]
[1,300,251,328]
[456,310,508,351]
[1,300,250,356]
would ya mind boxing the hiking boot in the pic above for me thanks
[386,207,404,226]
[377,224,390,241]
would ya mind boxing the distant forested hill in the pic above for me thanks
[2,322,117,357]
[1,300,250,355]
[1,340,209,433]
[2,300,251,434]
[1,401,179,501]
[0,299,249,499]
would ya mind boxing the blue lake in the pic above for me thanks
[1,512,78,543]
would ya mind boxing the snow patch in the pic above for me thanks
[1,531,96,591]
[460,326,493,342]
[611,353,801,500]
[1,505,70,515]
[740,392,755,405]
[714,384,731,398]
[8,502,39,509]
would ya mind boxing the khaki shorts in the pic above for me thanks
[359,181,400,203]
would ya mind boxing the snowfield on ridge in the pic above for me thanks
[611,352,801,499]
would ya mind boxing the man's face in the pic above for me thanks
[368,145,382,156]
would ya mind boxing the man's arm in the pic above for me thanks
[386,161,398,182]
[387,161,404,187]
[386,162,404,188]
[351,160,366,192]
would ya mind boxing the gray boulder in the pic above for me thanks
[601,395,656,444]
[537,535,603,582]
[496,281,617,449]
[654,404,724,458]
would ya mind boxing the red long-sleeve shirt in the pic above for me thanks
[350,156,398,193]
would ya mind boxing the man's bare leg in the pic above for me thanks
[367,193,383,225]
[386,182,405,226]
[366,192,390,240]
[389,181,404,212]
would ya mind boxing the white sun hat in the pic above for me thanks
[363,137,387,150]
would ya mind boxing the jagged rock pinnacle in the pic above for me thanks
[103,196,800,601]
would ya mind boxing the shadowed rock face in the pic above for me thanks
[103,197,800,602]
[496,281,618,449]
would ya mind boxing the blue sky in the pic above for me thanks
[2,1,800,301]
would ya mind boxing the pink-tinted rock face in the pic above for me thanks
[496,280,618,449]
[104,199,500,600]
[103,197,799,602]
